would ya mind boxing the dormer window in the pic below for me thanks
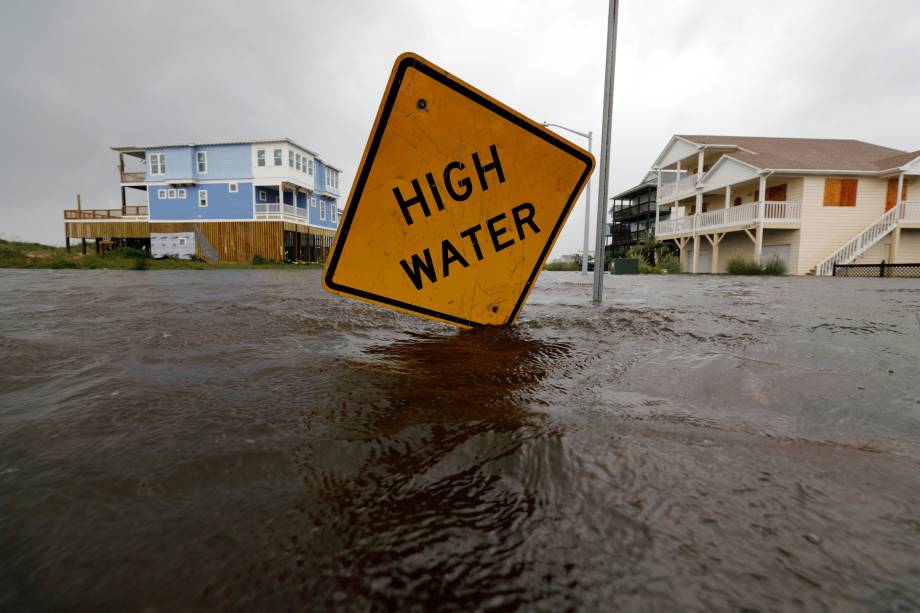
[295,153,302,171]
[197,151,207,173]
[289,151,294,168]
[273,148,282,166]
[257,149,266,167]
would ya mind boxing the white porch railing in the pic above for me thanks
[901,201,920,224]
[656,201,801,237]
[657,172,699,201]
[255,203,308,221]
[814,202,903,276]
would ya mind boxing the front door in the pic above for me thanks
[886,178,907,211]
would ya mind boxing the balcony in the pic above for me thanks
[120,170,146,183]
[900,201,920,225]
[255,203,308,222]
[656,201,801,238]
[64,206,149,220]
[656,172,699,202]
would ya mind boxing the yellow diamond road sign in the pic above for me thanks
[323,52,595,328]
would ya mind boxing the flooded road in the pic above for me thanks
[1,269,919,611]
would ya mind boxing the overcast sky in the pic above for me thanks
[1,0,918,256]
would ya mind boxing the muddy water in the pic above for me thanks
[1,269,919,611]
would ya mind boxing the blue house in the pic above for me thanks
[65,139,344,261]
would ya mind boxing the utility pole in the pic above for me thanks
[592,0,619,303]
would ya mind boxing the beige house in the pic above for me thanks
[649,135,920,274]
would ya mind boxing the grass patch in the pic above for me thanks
[544,260,580,271]
[0,239,324,270]
[726,255,787,275]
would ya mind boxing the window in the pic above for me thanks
[149,153,166,175]
[177,188,187,199]
[178,238,187,246]
[257,149,266,167]
[229,182,238,193]
[320,201,326,220]
[824,178,858,207]
[325,168,339,189]
[289,151,294,168]
[274,148,282,166]
[167,188,177,199]
[311,197,317,207]
[157,189,167,199]
[332,206,338,223]
[198,190,208,207]
[295,153,302,171]
[308,159,313,175]
[259,190,267,202]
[197,151,207,174]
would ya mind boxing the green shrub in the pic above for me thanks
[726,255,787,275]
[761,256,787,275]
[726,256,762,275]
[659,254,680,274]
[132,258,148,270]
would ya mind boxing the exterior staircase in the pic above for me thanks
[812,202,903,276]
[194,226,220,262]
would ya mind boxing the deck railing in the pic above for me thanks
[657,172,699,202]
[64,206,149,220]
[656,201,801,237]
[901,201,920,224]
[256,203,308,221]
[119,170,146,183]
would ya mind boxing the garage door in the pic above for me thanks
[686,247,712,273]
[761,244,791,269]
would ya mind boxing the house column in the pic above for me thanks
[655,169,662,228]
[710,232,724,274]
[692,234,700,273]
[724,185,731,209]
[891,226,901,264]
[755,175,767,263]
[696,149,705,183]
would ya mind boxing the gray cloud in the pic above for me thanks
[1,0,918,257]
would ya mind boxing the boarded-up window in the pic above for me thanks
[823,179,858,206]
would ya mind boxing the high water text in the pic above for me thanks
[393,144,541,290]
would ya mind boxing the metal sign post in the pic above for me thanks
[592,0,619,304]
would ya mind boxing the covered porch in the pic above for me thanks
[254,181,311,223]
[656,170,803,273]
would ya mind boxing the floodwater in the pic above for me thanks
[1,269,919,611]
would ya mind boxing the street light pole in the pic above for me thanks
[543,122,593,274]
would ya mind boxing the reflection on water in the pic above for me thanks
[1,270,920,611]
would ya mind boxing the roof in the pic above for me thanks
[677,135,913,172]
[111,138,319,157]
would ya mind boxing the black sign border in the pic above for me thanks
[325,54,594,327]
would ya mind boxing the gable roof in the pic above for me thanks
[677,135,911,172]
